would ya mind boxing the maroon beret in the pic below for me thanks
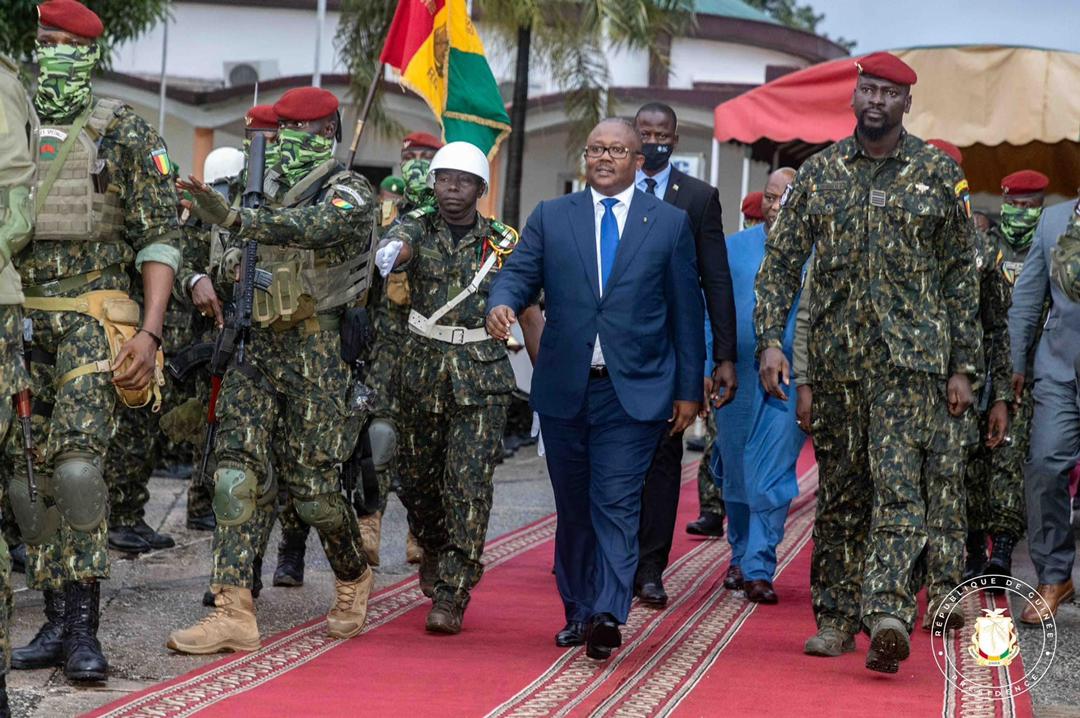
[926,139,963,166]
[1001,170,1049,195]
[402,132,444,151]
[245,105,279,131]
[856,52,917,86]
[38,0,104,40]
[273,87,339,123]
[741,191,764,220]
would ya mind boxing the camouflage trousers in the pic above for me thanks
[5,304,117,590]
[210,326,366,588]
[964,387,1031,539]
[105,369,196,526]
[860,369,966,632]
[697,413,724,516]
[364,322,408,516]
[397,395,507,608]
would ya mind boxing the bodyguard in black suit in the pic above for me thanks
[632,103,738,606]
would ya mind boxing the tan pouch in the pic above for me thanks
[386,272,411,306]
[26,290,166,411]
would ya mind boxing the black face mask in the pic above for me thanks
[640,142,672,172]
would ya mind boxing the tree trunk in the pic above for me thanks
[500,23,531,229]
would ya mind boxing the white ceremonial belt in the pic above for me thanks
[408,309,489,345]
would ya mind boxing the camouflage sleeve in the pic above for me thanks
[173,221,211,306]
[754,175,813,356]
[114,109,182,272]
[792,254,814,387]
[980,253,1013,404]
[1051,208,1080,304]
[237,174,375,248]
[0,63,34,261]
[938,168,981,377]
[382,214,427,274]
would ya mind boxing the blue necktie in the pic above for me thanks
[599,197,619,290]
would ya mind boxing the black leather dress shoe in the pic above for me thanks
[686,512,725,537]
[555,621,587,647]
[636,580,668,608]
[586,614,621,660]
[745,579,778,604]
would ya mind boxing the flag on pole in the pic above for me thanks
[379,0,511,158]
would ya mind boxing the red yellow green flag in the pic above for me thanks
[379,0,511,158]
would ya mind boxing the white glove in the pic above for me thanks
[375,240,403,277]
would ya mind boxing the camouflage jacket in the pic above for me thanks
[15,100,181,288]
[754,132,980,383]
[973,228,1013,405]
[387,209,518,409]
[1052,203,1080,304]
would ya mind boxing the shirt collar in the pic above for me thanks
[636,164,672,190]
[590,182,636,208]
[844,129,912,164]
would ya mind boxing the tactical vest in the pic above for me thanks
[33,98,124,242]
[251,161,374,327]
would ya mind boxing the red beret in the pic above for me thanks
[402,132,444,151]
[855,52,917,86]
[38,0,104,40]
[273,87,339,122]
[926,139,963,166]
[741,191,764,220]
[1001,170,1049,195]
[245,105,279,131]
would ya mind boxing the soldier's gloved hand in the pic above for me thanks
[376,240,403,277]
[177,175,236,227]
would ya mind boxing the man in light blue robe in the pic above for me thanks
[710,175,805,603]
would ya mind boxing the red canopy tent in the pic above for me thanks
[713,45,1080,199]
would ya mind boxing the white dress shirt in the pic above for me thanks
[589,183,635,367]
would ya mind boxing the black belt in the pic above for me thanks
[589,365,609,379]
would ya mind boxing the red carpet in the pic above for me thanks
[88,445,1036,718]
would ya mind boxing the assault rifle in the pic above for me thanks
[196,133,273,485]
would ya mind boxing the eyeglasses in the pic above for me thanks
[584,145,635,160]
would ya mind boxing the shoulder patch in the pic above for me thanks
[329,183,366,210]
[406,205,437,220]
[149,148,171,177]
[954,178,972,219]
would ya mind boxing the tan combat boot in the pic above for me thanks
[358,512,382,567]
[167,586,260,654]
[922,595,965,632]
[327,567,374,639]
[406,530,423,564]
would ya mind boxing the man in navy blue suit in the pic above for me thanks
[486,118,704,660]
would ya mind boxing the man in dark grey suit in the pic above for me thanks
[1008,198,1080,623]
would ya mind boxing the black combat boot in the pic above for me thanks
[9,544,26,574]
[132,519,176,550]
[985,533,1017,591]
[12,588,65,669]
[962,530,986,582]
[186,513,216,531]
[0,674,8,718]
[107,524,152,554]
[63,580,108,682]
[273,529,307,587]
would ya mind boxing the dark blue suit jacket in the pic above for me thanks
[487,188,705,422]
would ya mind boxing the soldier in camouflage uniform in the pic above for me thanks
[168,87,377,653]
[1051,201,1080,304]
[8,1,181,683]
[359,132,444,570]
[375,141,519,634]
[687,415,724,536]
[754,53,979,674]
[963,170,1049,582]
[0,48,37,714]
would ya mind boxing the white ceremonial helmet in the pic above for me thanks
[203,147,245,185]
[428,141,490,188]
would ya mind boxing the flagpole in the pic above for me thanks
[157,18,168,132]
[348,63,384,168]
[314,0,327,87]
